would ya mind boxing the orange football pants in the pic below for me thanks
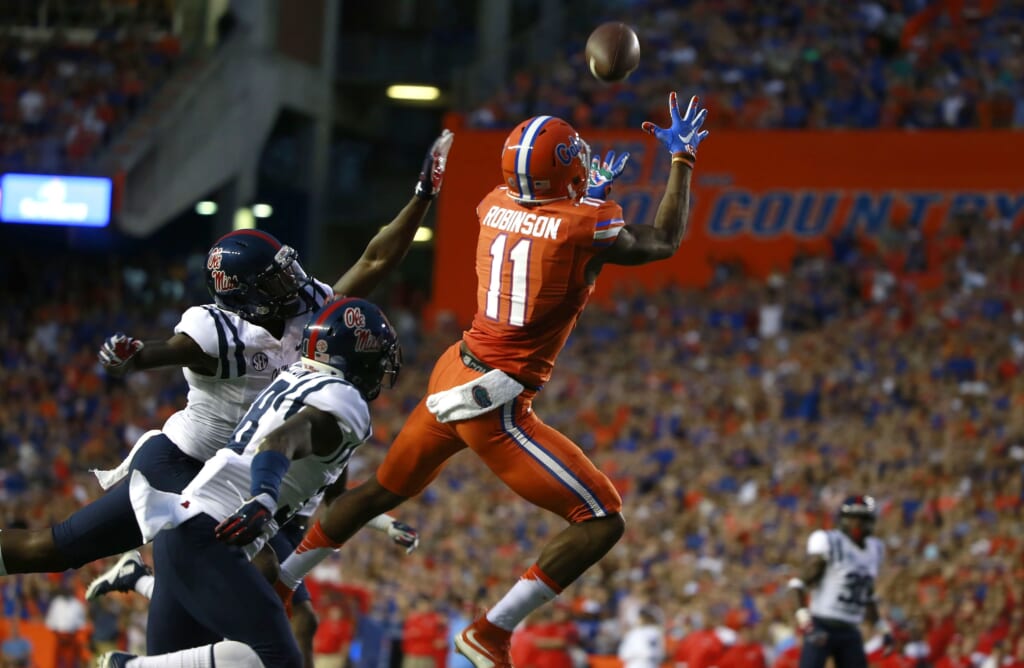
[377,342,622,523]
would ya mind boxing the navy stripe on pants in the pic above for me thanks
[149,515,302,668]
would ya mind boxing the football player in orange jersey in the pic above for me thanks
[275,92,709,667]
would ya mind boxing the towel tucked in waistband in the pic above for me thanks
[426,369,524,423]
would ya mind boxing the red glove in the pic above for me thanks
[414,130,454,199]
[99,333,143,371]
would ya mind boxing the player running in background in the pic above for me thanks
[0,130,451,665]
[274,92,709,668]
[97,298,402,668]
[789,495,891,668]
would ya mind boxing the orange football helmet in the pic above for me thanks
[501,116,590,203]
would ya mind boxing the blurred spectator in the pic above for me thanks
[464,0,1024,131]
[88,598,122,657]
[400,595,447,668]
[0,19,180,172]
[0,618,31,668]
[444,598,474,668]
[45,580,86,668]
[314,604,354,668]
[617,606,666,668]
[530,604,580,668]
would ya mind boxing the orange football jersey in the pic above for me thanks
[462,186,625,387]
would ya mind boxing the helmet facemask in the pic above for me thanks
[356,340,402,401]
[245,246,315,321]
[838,495,877,543]
[565,134,591,201]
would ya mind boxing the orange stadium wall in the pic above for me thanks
[430,130,1024,325]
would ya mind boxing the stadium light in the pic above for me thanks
[252,203,273,218]
[414,226,433,242]
[386,84,441,102]
[195,201,218,216]
[233,207,255,230]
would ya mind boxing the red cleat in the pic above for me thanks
[454,615,513,668]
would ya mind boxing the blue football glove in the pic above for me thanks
[387,520,420,554]
[641,92,709,161]
[215,493,276,546]
[586,150,630,200]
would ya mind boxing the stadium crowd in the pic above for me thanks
[1,203,1022,668]
[466,0,1024,130]
[0,23,180,173]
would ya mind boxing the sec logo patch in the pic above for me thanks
[251,352,269,371]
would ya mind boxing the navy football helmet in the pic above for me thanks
[300,298,402,401]
[838,495,877,542]
[206,230,316,323]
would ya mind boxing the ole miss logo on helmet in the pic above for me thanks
[343,307,366,328]
[207,247,239,293]
[343,305,382,352]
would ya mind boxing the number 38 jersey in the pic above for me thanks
[132,364,370,556]
[807,529,885,625]
[463,186,624,388]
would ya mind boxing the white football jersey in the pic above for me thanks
[176,364,371,555]
[807,529,884,624]
[161,280,333,461]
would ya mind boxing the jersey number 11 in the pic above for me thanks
[485,234,533,327]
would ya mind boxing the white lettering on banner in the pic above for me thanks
[18,180,89,221]
[480,205,561,239]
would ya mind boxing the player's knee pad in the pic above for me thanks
[213,640,264,667]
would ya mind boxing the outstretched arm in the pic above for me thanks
[100,332,216,377]
[598,161,692,265]
[599,93,708,267]
[332,130,454,297]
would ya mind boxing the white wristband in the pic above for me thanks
[788,577,806,590]
[367,513,395,532]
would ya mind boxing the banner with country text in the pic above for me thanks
[430,130,1024,325]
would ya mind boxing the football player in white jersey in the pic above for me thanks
[97,297,401,668]
[0,131,451,664]
[788,495,891,668]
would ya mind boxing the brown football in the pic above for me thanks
[585,22,640,83]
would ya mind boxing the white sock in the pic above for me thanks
[135,574,155,599]
[0,530,7,576]
[485,564,561,631]
[126,641,263,667]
